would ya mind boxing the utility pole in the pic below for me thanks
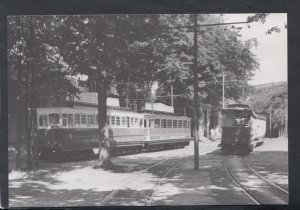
[222,71,225,108]
[207,106,210,140]
[285,98,288,139]
[269,105,272,138]
[171,84,174,107]
[193,14,200,171]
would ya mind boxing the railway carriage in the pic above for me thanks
[220,104,266,155]
[36,93,191,160]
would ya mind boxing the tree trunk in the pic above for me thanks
[206,107,210,140]
[95,76,112,169]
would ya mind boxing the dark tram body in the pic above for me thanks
[220,104,266,155]
[36,94,191,160]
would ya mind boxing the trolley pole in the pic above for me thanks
[193,14,200,171]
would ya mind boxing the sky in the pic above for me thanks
[222,13,287,85]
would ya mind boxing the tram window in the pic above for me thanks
[167,119,172,128]
[178,120,183,128]
[161,119,166,128]
[173,120,178,128]
[154,119,160,128]
[81,114,87,125]
[49,113,60,125]
[149,119,154,128]
[187,121,190,128]
[107,116,110,125]
[75,114,80,125]
[183,120,187,128]
[121,117,126,126]
[39,115,47,127]
[89,115,95,125]
[135,118,138,126]
[131,117,134,126]
[96,115,99,125]
[116,116,120,126]
[144,119,147,128]
[140,119,143,128]
[126,117,130,127]
[111,116,116,126]
[62,114,68,127]
[68,114,74,128]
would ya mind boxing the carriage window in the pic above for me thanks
[167,119,172,128]
[173,120,178,128]
[121,117,126,126]
[154,119,160,128]
[62,114,68,127]
[39,115,47,127]
[183,120,187,128]
[68,114,74,128]
[49,113,60,125]
[75,114,80,125]
[111,116,116,126]
[81,114,87,125]
[161,119,166,128]
[116,116,120,126]
[178,120,183,128]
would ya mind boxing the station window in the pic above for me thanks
[178,120,183,128]
[183,120,187,128]
[81,114,87,125]
[111,116,116,126]
[116,116,120,126]
[49,113,60,125]
[68,114,74,128]
[167,119,172,128]
[173,120,178,128]
[154,119,160,128]
[62,114,68,127]
[121,117,126,126]
[39,115,47,127]
[75,114,80,125]
[161,119,166,128]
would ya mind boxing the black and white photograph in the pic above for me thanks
[7,13,288,207]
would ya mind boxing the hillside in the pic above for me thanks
[245,81,287,137]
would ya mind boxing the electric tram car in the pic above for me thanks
[220,104,266,155]
[36,98,191,160]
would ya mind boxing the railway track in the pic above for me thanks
[98,146,217,206]
[224,156,288,205]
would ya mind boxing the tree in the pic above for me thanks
[8,16,79,170]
